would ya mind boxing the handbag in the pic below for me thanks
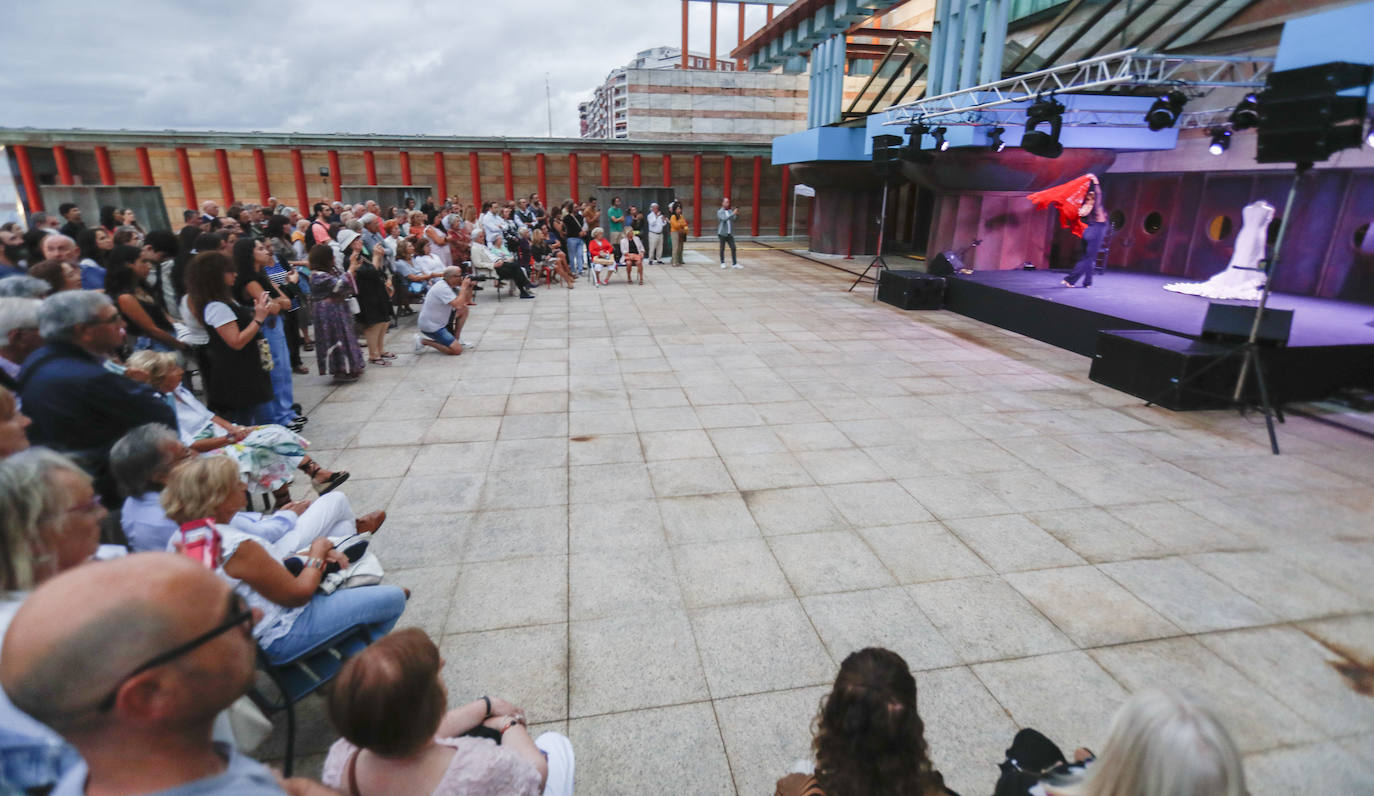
[345,296,361,315]
[177,518,222,569]
[281,533,384,594]
[256,337,274,371]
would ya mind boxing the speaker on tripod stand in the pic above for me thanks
[848,135,904,297]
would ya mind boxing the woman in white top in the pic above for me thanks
[412,211,451,269]
[160,455,407,666]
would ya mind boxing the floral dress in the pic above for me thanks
[309,264,365,376]
[169,385,307,494]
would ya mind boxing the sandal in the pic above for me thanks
[368,358,392,367]
[302,460,351,495]
[303,342,315,351]
[380,352,397,359]
[293,364,310,375]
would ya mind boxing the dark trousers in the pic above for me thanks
[718,234,736,264]
[282,309,303,369]
[496,262,532,292]
[1065,220,1106,286]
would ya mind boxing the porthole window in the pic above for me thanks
[1355,222,1370,251]
[1109,210,1125,230]
[1207,215,1233,241]
[1143,211,1163,235]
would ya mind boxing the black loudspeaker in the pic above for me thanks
[927,250,965,276]
[1201,303,1293,347]
[1256,61,1373,164]
[1090,330,1239,410]
[872,134,903,179]
[878,270,945,309]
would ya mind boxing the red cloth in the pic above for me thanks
[1028,175,1094,238]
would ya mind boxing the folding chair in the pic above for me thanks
[249,624,374,776]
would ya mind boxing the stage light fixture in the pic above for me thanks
[1145,90,1187,131]
[902,121,933,163]
[1229,94,1260,130]
[932,127,949,151]
[1208,127,1232,155]
[1367,118,1374,148]
[1021,97,1065,159]
[989,126,1006,152]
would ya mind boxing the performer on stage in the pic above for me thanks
[1027,173,1108,287]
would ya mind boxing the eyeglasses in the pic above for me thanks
[96,591,254,712]
[65,494,103,516]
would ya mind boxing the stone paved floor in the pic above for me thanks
[265,245,1374,794]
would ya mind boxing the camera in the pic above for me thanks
[468,273,491,282]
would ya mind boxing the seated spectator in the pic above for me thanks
[1041,690,1245,796]
[160,455,407,665]
[1,297,42,394]
[112,226,143,248]
[76,228,113,290]
[414,268,475,357]
[532,227,575,289]
[28,258,82,294]
[105,244,185,354]
[323,628,574,796]
[0,275,51,298]
[1,229,28,277]
[776,647,955,796]
[124,351,346,506]
[446,213,472,269]
[619,228,645,286]
[17,291,176,505]
[0,553,337,795]
[111,423,381,553]
[402,236,446,292]
[472,228,534,299]
[588,227,616,286]
[0,387,30,457]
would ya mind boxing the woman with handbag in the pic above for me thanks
[350,236,395,366]
[669,203,689,266]
[233,238,301,426]
[160,455,406,665]
[308,235,366,383]
[184,250,276,426]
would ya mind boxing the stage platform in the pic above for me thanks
[940,269,1374,403]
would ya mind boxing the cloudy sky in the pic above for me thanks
[2,0,776,138]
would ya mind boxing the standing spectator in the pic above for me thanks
[414,268,475,356]
[232,239,299,424]
[76,228,113,289]
[607,196,625,247]
[309,240,365,382]
[0,298,41,394]
[98,205,121,235]
[630,204,648,243]
[1,228,27,275]
[57,203,86,240]
[646,202,666,264]
[184,251,275,425]
[143,229,181,323]
[119,208,147,236]
[105,245,184,354]
[718,197,740,269]
[669,202,689,266]
[0,386,30,456]
[514,197,537,227]
[562,201,587,275]
[199,199,221,225]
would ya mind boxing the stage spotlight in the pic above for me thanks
[1208,127,1232,155]
[1022,97,1065,158]
[1145,90,1187,131]
[989,126,1006,152]
[1230,93,1260,130]
[902,121,933,163]
[1367,119,1374,148]
[932,127,949,151]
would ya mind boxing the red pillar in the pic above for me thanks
[779,164,790,236]
[214,149,234,205]
[94,146,115,185]
[252,149,270,204]
[632,154,642,187]
[398,151,412,186]
[501,151,513,199]
[469,152,481,207]
[176,147,197,211]
[722,155,733,205]
[692,153,703,236]
[662,154,672,188]
[290,149,308,212]
[599,152,610,186]
[681,0,690,70]
[53,146,74,186]
[363,150,377,186]
[13,145,42,212]
[536,153,547,203]
[709,0,718,70]
[328,150,343,201]
[135,147,154,186]
[749,156,764,235]
[737,4,746,70]
[433,152,448,201]
[767,3,774,21]
[569,153,580,202]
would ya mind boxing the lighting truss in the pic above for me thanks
[882,48,1274,127]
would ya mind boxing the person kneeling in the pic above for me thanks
[414,268,475,356]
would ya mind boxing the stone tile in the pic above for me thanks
[859,522,993,584]
[970,469,1090,512]
[568,410,638,437]
[917,666,1020,796]
[721,451,815,491]
[461,506,567,563]
[384,564,458,640]
[974,651,1129,748]
[488,436,568,471]
[707,426,786,456]
[639,429,717,461]
[1023,507,1167,564]
[801,587,959,672]
[567,703,734,796]
[422,415,503,443]
[909,576,1074,664]
[1099,557,1276,633]
[1006,565,1180,646]
[823,481,934,527]
[695,403,766,428]
[691,599,835,698]
[1090,637,1321,753]
[898,475,1017,520]
[768,531,896,595]
[568,462,654,504]
[354,419,429,447]
[568,499,666,553]
[445,555,567,634]
[498,412,568,440]
[1106,501,1252,554]
[439,623,567,722]
[772,421,855,452]
[569,610,709,716]
[944,514,1085,573]
[567,432,642,465]
[658,492,761,545]
[716,686,829,796]
[1187,551,1364,621]
[325,445,418,479]
[672,539,794,608]
[743,486,851,536]
[647,457,737,497]
[388,472,484,516]
[1300,613,1374,661]
[794,448,888,485]
[632,406,702,432]
[628,386,690,408]
[408,441,495,474]
[1243,741,1374,795]
[569,547,682,620]
[476,466,566,510]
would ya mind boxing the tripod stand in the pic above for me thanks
[1148,165,1307,455]
[847,181,890,301]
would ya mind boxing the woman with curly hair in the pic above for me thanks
[776,647,956,796]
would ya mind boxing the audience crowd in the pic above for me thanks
[0,198,1248,796]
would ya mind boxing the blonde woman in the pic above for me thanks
[587,227,616,286]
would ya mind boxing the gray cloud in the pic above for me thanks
[4,0,775,137]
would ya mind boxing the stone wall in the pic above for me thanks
[625,69,808,142]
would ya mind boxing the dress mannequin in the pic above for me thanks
[1164,200,1276,300]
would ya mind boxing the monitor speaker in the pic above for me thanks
[1256,61,1374,164]
[1201,303,1293,347]
[927,250,965,276]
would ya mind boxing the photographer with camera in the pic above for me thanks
[414,267,476,356]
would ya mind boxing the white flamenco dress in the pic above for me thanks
[1164,200,1275,300]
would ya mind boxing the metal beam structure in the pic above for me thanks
[882,48,1273,125]
[736,0,902,71]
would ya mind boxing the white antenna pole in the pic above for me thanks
[545,74,554,137]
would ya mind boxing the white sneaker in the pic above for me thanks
[732,263,743,269]
[721,262,728,269]
[459,338,477,348]
[413,334,424,353]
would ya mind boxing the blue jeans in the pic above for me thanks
[260,317,295,425]
[566,237,587,274]
[1065,220,1106,286]
[262,584,407,664]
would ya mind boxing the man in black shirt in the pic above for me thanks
[58,203,86,240]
